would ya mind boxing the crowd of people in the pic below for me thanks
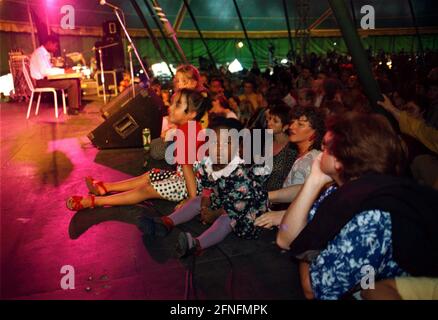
[67,49,438,300]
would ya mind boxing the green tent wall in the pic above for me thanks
[2,31,438,75]
[1,0,438,74]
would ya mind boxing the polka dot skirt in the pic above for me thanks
[148,167,188,202]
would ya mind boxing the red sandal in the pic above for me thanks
[85,176,108,196]
[66,195,95,211]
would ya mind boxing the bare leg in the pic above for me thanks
[95,183,162,206]
[74,183,163,209]
[103,172,151,193]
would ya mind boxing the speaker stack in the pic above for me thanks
[95,20,125,72]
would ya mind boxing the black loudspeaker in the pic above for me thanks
[94,39,125,71]
[102,20,121,41]
[88,88,164,149]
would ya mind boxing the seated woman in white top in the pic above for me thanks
[283,149,321,188]
[255,106,325,229]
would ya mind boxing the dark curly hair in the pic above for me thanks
[290,106,326,151]
[209,116,244,131]
[268,103,292,126]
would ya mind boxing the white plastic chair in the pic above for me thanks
[22,59,66,119]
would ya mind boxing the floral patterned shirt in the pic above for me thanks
[307,185,408,300]
[194,156,269,239]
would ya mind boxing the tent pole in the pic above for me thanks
[232,0,258,66]
[26,0,37,50]
[349,0,358,29]
[182,0,217,70]
[142,0,181,65]
[407,0,424,61]
[150,0,188,65]
[282,0,294,54]
[308,8,332,30]
[328,0,397,129]
[129,0,174,77]
[174,0,190,32]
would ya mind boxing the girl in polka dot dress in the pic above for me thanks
[66,89,210,211]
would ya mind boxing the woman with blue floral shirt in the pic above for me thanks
[299,184,407,299]
[277,112,438,300]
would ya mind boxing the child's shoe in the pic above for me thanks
[138,216,172,237]
[175,232,201,258]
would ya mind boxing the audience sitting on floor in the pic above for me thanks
[265,103,297,192]
[66,51,438,299]
[255,106,325,229]
[378,93,438,190]
[277,112,438,300]
[138,117,269,258]
[66,89,210,210]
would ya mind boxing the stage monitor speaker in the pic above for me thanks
[100,84,141,119]
[88,89,163,149]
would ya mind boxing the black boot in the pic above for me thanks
[138,216,171,237]
[175,232,200,258]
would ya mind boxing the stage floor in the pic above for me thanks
[0,99,304,300]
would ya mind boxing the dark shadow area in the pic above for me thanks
[94,149,147,176]
[37,150,73,186]
[141,229,181,264]
[69,204,151,239]
[67,200,304,299]
[94,148,174,177]
[174,227,305,299]
[77,143,304,299]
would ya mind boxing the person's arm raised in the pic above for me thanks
[377,94,401,121]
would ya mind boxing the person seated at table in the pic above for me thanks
[30,35,80,115]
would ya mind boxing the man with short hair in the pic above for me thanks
[30,35,80,115]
